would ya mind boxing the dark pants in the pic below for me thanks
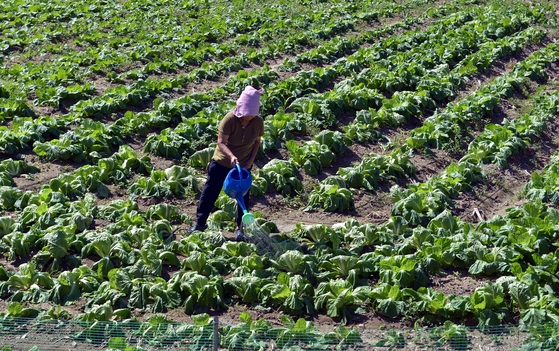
[196,159,250,228]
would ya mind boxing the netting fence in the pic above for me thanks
[1,316,559,351]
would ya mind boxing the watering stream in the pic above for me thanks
[243,221,274,255]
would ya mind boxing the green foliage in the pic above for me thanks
[306,184,354,212]
[524,150,559,204]
[261,273,314,315]
[8,263,53,291]
[314,279,370,323]
[127,166,198,199]
[257,159,302,197]
[189,146,214,169]
[287,140,336,175]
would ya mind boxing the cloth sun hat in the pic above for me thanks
[233,86,264,118]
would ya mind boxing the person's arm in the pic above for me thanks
[241,136,261,169]
[217,133,238,166]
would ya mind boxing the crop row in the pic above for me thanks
[1,0,357,60]
[384,41,558,224]
[0,0,470,157]
[272,22,548,209]
[85,1,535,163]
[0,0,433,115]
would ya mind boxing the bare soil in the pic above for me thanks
[430,267,495,296]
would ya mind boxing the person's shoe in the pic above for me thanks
[234,229,248,242]
[186,223,207,234]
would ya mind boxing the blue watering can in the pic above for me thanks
[223,164,255,225]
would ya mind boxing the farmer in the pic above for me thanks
[187,86,264,242]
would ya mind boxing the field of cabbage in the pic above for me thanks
[2,0,559,350]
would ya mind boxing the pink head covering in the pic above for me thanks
[233,86,264,117]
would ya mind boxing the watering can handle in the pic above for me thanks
[236,163,242,190]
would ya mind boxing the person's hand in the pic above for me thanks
[230,156,238,167]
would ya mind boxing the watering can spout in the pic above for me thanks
[224,164,254,225]
[242,212,255,225]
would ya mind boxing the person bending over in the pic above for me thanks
[187,86,264,241]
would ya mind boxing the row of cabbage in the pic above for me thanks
[0,0,428,118]
[267,3,549,211]
[0,1,462,159]
[1,0,383,58]
[388,45,559,225]
[524,149,559,204]
[1,0,366,69]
